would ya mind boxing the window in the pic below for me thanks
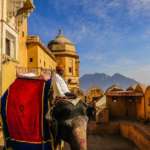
[22,31,24,37]
[68,59,73,74]
[69,67,72,73]
[29,58,33,62]
[68,78,71,83]
[6,38,11,56]
[75,60,79,76]
[112,97,118,103]
[5,31,16,58]
[128,97,134,102]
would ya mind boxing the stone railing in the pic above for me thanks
[16,67,53,76]
[27,35,41,43]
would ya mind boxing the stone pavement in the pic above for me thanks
[64,134,138,150]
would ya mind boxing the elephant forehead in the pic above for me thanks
[53,101,87,121]
[64,116,88,128]
[72,116,88,127]
[53,102,74,118]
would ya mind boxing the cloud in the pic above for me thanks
[143,29,150,38]
[127,0,150,17]
[28,13,63,44]
[50,0,150,19]
[81,51,150,84]
[29,1,150,84]
[47,0,150,45]
[82,51,104,63]
[65,22,95,44]
[129,64,150,84]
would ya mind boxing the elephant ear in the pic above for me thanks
[48,86,55,106]
[76,101,88,116]
[51,119,59,140]
[45,86,55,121]
[45,109,52,121]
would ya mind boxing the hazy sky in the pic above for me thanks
[28,0,150,84]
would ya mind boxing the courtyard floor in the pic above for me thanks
[64,134,138,150]
[1,120,148,150]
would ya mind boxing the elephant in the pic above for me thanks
[47,99,88,150]
[1,76,88,150]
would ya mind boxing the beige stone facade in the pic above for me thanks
[86,87,104,103]
[0,1,80,95]
[48,31,80,90]
[105,84,150,122]
[26,36,56,71]
[0,0,34,95]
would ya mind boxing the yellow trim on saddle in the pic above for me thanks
[5,137,53,144]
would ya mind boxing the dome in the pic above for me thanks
[48,30,73,46]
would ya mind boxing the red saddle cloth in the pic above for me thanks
[6,78,45,143]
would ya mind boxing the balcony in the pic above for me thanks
[16,67,52,77]
[6,0,34,30]
[16,0,35,16]
[7,0,34,19]
[2,54,18,64]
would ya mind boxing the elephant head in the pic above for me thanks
[48,100,88,150]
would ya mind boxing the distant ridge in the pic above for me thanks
[80,73,138,91]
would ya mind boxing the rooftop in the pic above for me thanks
[106,90,143,97]
[48,30,74,46]
[26,35,56,61]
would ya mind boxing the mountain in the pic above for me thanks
[80,73,138,91]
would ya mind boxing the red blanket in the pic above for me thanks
[6,78,45,143]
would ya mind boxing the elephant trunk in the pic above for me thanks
[70,116,88,150]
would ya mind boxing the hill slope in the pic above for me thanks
[80,73,138,90]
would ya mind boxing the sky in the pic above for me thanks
[28,0,150,84]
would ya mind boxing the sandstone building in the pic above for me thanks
[26,36,56,70]
[0,0,34,95]
[105,84,150,121]
[0,1,80,95]
[86,87,103,103]
[48,30,80,90]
